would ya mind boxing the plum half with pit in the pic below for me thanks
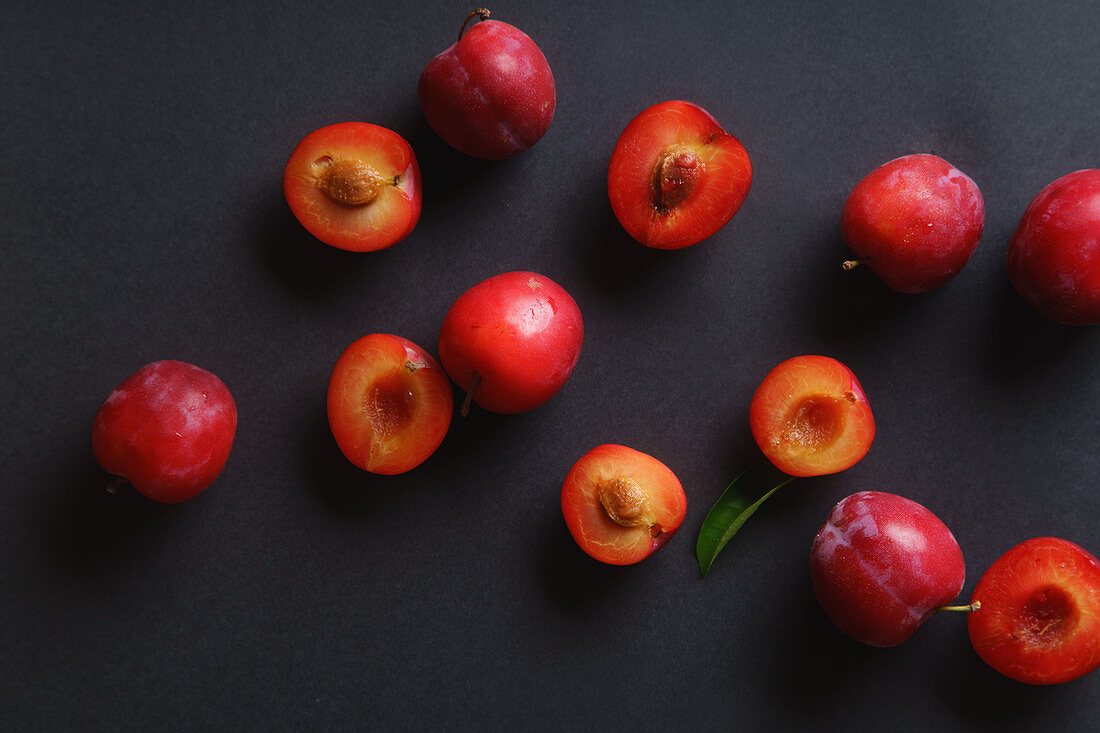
[607,100,752,249]
[418,9,555,160]
[810,491,967,647]
[1007,169,1100,325]
[284,122,421,252]
[92,360,237,503]
[842,154,985,293]
[561,444,687,565]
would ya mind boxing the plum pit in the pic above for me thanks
[597,476,656,528]
[652,147,702,211]
[316,157,385,206]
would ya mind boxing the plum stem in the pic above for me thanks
[458,8,491,42]
[842,258,869,271]
[106,476,130,494]
[935,601,981,613]
[460,373,481,417]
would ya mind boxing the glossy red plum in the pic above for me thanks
[608,100,752,249]
[1007,169,1100,325]
[810,491,966,647]
[92,360,237,503]
[968,537,1100,685]
[842,154,985,293]
[419,10,555,160]
[438,271,583,414]
[561,444,687,565]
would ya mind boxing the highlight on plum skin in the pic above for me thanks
[841,153,985,293]
[418,9,555,160]
[1006,169,1100,325]
[438,271,583,415]
[748,355,875,477]
[283,122,421,252]
[810,491,967,647]
[327,334,453,475]
[968,536,1100,685]
[92,360,237,504]
[607,100,752,250]
[561,444,687,565]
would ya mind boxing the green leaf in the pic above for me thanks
[696,460,795,577]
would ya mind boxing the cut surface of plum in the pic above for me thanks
[561,444,686,565]
[327,334,452,475]
[608,100,751,249]
[284,122,421,252]
[749,355,874,477]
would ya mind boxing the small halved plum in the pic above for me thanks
[284,122,421,252]
[327,334,452,475]
[607,100,752,249]
[561,444,686,565]
[749,355,875,477]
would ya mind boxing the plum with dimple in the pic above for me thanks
[810,491,966,647]
[92,360,237,503]
[842,154,985,293]
[418,9,555,160]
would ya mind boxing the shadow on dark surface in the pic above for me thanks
[578,188,702,300]
[250,189,383,302]
[534,509,633,615]
[767,584,882,715]
[978,276,1094,386]
[934,638,1076,730]
[44,449,187,578]
[801,230,926,348]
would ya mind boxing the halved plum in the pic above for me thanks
[968,537,1100,685]
[327,334,452,475]
[284,122,421,252]
[749,355,875,477]
[561,444,687,565]
[607,100,752,249]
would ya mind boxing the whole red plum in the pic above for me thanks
[92,360,237,503]
[438,271,582,414]
[418,10,555,160]
[810,491,966,647]
[1007,169,1100,325]
[842,154,985,293]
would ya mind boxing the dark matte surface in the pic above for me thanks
[2,0,1099,729]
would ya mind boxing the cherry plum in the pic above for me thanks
[842,154,985,293]
[92,360,237,503]
[419,9,555,160]
[810,491,966,647]
[1006,169,1100,325]
[438,271,583,414]
[561,444,686,565]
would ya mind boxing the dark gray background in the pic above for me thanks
[2,0,1098,729]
